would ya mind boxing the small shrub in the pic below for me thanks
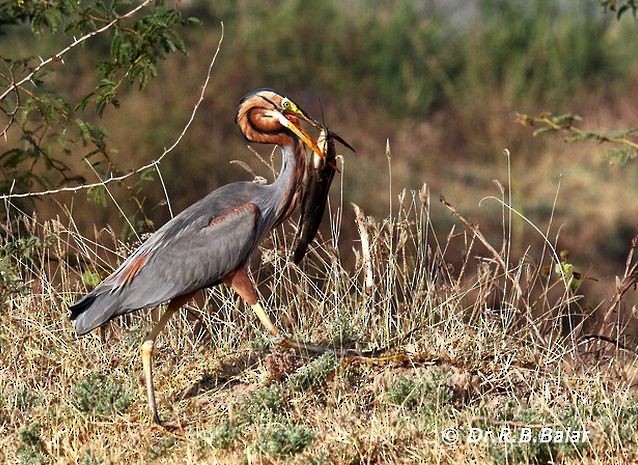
[595,398,638,446]
[148,436,177,460]
[207,420,241,450]
[307,450,329,465]
[330,312,360,346]
[487,406,588,465]
[257,423,315,458]
[236,386,285,425]
[17,448,44,465]
[18,423,41,449]
[386,377,422,408]
[386,369,452,414]
[72,372,132,416]
[9,387,41,412]
[0,255,24,297]
[81,450,102,465]
[17,423,45,465]
[288,353,336,392]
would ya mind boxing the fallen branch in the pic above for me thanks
[579,333,638,355]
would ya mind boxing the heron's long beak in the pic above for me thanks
[276,112,326,158]
[288,108,323,130]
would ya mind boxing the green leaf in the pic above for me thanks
[81,271,101,287]
[608,147,638,166]
[74,93,95,112]
[95,77,119,115]
[74,120,107,151]
[567,130,599,142]
[139,167,155,182]
[87,185,107,207]
[186,17,203,26]
[554,261,582,293]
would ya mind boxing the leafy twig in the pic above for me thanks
[0,0,155,103]
[517,112,638,165]
[0,23,224,201]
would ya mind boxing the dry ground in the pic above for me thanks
[2,188,638,465]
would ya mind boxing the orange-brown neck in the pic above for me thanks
[239,107,294,146]
[235,91,308,227]
[236,92,294,146]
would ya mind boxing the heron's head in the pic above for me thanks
[236,89,325,157]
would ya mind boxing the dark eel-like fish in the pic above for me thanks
[293,127,354,263]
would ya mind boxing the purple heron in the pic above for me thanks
[69,89,336,424]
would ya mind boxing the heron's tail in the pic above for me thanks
[69,291,124,336]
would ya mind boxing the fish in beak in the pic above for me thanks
[293,126,355,263]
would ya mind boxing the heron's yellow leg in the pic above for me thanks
[249,301,281,337]
[225,267,328,354]
[141,292,194,424]
[250,301,328,354]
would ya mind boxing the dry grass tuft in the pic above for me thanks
[1,169,638,464]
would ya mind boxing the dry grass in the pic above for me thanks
[2,164,638,464]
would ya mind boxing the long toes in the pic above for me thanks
[276,337,330,354]
[149,415,186,432]
[276,337,293,348]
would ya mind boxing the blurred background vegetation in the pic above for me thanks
[2,0,638,297]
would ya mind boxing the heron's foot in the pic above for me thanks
[276,335,412,362]
[276,336,330,354]
[149,417,186,433]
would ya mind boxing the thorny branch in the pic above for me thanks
[0,66,20,141]
[0,0,155,104]
[516,112,638,164]
[0,23,224,201]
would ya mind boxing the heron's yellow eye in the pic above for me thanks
[281,98,300,114]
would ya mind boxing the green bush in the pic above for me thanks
[257,423,315,458]
[207,420,241,450]
[72,372,132,416]
[17,423,45,465]
[236,386,285,424]
[288,353,336,392]
[385,369,452,415]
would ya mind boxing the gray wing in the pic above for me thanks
[70,183,264,334]
[118,201,261,309]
